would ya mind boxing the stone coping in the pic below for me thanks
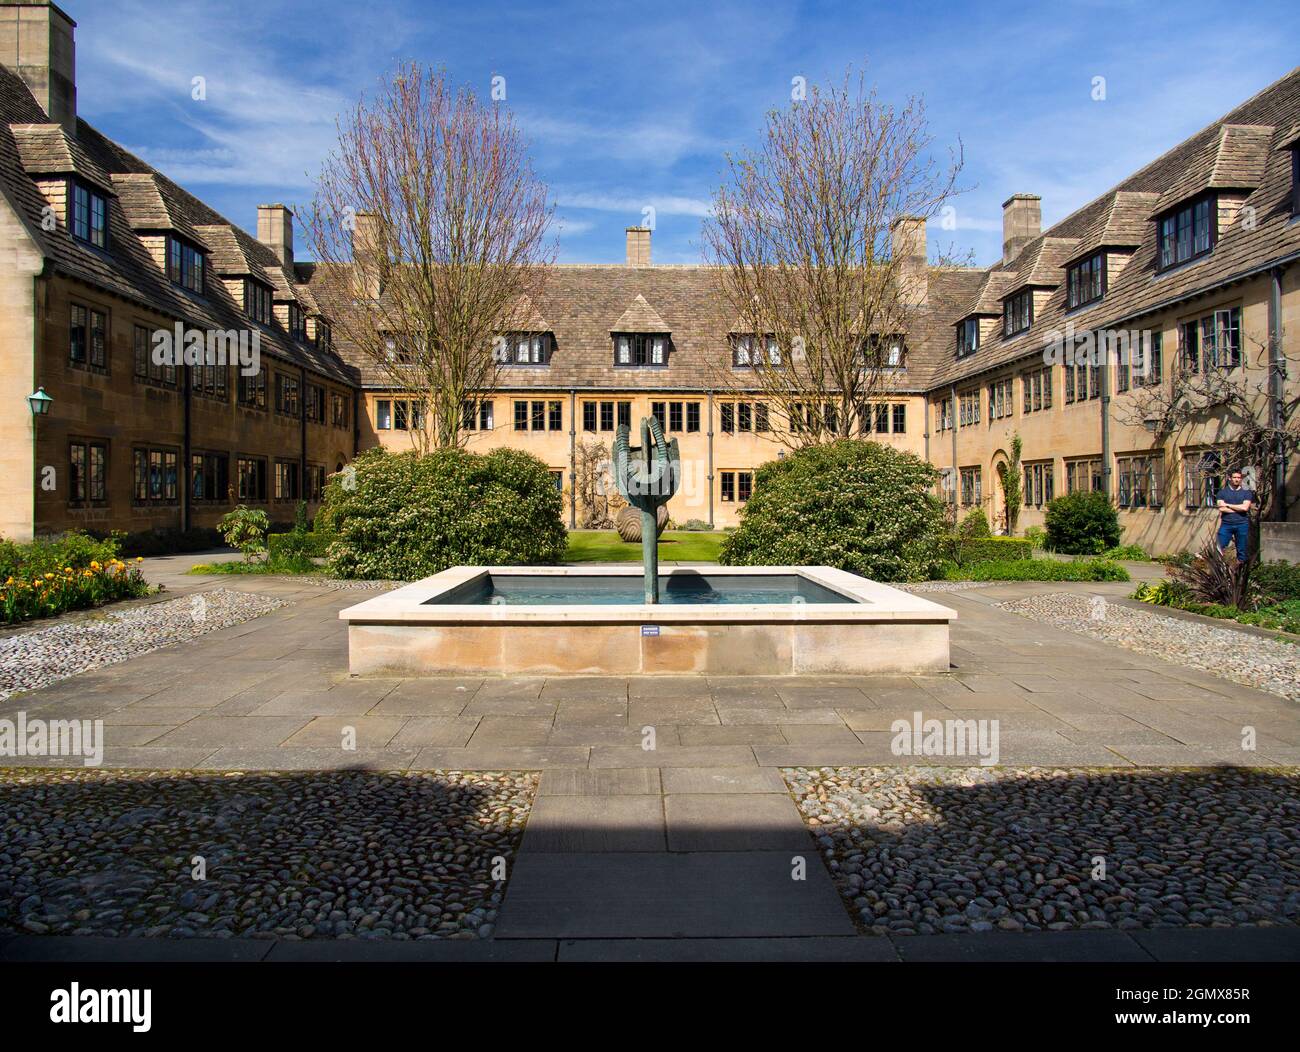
[338,565,958,626]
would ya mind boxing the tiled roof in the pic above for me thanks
[930,65,1300,389]
[0,65,357,387]
[1152,124,1274,214]
[110,172,205,242]
[9,122,114,191]
[611,293,671,332]
[304,260,986,393]
[504,293,550,332]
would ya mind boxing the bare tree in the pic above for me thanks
[305,63,555,451]
[1117,333,1298,524]
[702,69,964,447]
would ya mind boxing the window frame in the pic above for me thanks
[245,279,274,325]
[613,332,669,368]
[1066,252,1106,310]
[1158,193,1216,271]
[69,179,108,250]
[956,317,980,358]
[500,331,554,366]
[166,235,205,293]
[236,456,269,502]
[1002,289,1033,338]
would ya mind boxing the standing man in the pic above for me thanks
[1215,468,1255,562]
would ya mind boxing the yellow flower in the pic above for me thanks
[44,572,54,580]
[136,557,144,563]
[90,560,101,571]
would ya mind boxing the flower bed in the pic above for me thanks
[0,533,150,626]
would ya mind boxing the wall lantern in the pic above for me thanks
[27,387,52,416]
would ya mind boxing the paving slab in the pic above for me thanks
[195,746,417,771]
[664,793,812,851]
[496,851,854,938]
[284,715,407,749]
[556,936,896,962]
[893,930,1153,962]
[1130,926,1300,962]
[151,715,311,749]
[410,745,590,769]
[589,745,756,768]
[521,795,666,852]
[538,768,661,796]
[660,767,789,794]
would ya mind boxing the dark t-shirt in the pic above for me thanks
[1216,486,1255,525]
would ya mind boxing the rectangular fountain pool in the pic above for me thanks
[340,565,957,677]
[436,572,856,607]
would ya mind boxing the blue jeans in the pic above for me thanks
[1217,520,1249,561]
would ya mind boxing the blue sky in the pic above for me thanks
[72,0,1300,266]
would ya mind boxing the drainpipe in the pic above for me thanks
[568,388,577,528]
[1099,331,1111,498]
[1270,266,1287,520]
[182,349,192,532]
[949,383,958,510]
[706,390,715,528]
[300,366,308,508]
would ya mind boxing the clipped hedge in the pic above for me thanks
[941,535,1033,563]
[950,558,1130,582]
[718,440,945,582]
[1254,561,1300,604]
[316,446,567,580]
[267,530,333,561]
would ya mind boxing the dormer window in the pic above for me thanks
[245,279,273,324]
[956,318,980,358]
[70,181,108,249]
[1291,146,1299,216]
[862,334,905,370]
[1067,252,1106,309]
[288,303,307,341]
[732,334,780,367]
[614,333,667,367]
[316,320,332,351]
[1003,289,1032,337]
[1158,194,1214,271]
[166,235,205,293]
[500,332,554,365]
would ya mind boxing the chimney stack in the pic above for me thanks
[891,215,928,305]
[625,226,651,267]
[351,212,383,298]
[0,1,76,136]
[257,203,294,268]
[1002,193,1041,265]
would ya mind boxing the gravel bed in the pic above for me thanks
[784,765,1300,936]
[0,768,536,940]
[256,576,400,590]
[0,589,286,701]
[997,592,1300,702]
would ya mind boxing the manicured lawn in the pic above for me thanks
[565,530,727,564]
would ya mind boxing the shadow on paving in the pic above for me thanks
[0,769,535,940]
[787,766,1300,936]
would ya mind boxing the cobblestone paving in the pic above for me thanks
[784,765,1300,936]
[0,589,287,701]
[997,592,1300,702]
[0,768,535,940]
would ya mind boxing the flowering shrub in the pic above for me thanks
[0,533,149,625]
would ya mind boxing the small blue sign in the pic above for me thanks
[641,625,660,637]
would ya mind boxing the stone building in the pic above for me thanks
[2,1,1298,553]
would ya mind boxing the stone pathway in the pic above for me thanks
[1,563,1296,948]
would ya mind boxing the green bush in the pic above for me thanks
[1023,525,1047,550]
[218,506,270,562]
[679,518,714,532]
[717,440,945,582]
[0,532,149,625]
[1044,491,1121,554]
[949,558,1130,582]
[941,535,1033,564]
[1134,578,1300,635]
[267,529,332,561]
[88,526,225,557]
[959,507,992,538]
[1254,561,1300,603]
[1100,543,1150,561]
[317,446,567,580]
